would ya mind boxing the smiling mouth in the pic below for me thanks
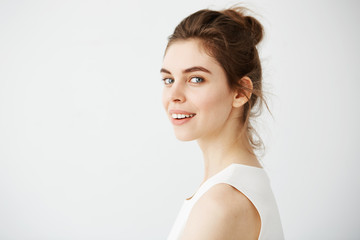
[171,113,196,119]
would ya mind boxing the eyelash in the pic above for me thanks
[162,76,205,86]
[162,78,174,85]
[189,77,204,84]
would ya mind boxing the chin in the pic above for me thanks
[173,130,197,141]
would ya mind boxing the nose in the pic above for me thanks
[169,81,186,103]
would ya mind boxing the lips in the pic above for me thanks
[169,109,196,125]
[169,109,196,115]
[171,113,195,119]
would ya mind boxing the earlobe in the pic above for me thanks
[232,76,253,108]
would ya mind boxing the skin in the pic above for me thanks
[161,39,261,239]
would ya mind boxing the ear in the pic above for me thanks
[232,76,253,108]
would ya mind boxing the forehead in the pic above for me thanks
[162,39,222,73]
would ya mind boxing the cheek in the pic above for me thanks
[161,89,168,110]
[196,89,233,116]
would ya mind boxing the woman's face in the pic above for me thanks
[161,39,236,141]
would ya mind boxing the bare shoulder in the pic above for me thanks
[180,183,261,240]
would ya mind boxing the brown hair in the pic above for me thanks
[166,6,269,156]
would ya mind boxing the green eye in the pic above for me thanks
[163,78,174,85]
[190,77,204,83]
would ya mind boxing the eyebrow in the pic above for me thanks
[160,66,212,75]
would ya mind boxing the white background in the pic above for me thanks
[0,0,359,239]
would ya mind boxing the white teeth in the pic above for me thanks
[171,113,195,119]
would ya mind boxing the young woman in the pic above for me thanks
[161,7,284,240]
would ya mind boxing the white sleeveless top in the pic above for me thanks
[166,163,284,240]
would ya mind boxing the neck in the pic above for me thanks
[197,117,261,183]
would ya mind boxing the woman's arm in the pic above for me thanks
[179,183,261,240]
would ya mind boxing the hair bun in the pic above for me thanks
[244,16,263,45]
[222,7,264,46]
